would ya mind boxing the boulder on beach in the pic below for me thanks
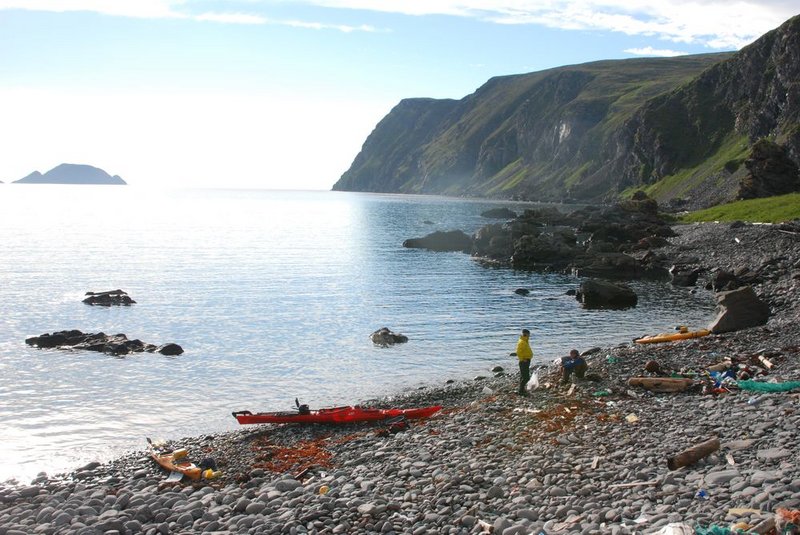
[669,265,701,287]
[370,327,409,347]
[25,330,183,356]
[575,279,638,309]
[708,286,770,334]
[83,289,136,306]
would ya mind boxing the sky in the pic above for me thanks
[0,1,797,190]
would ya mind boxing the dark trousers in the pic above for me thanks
[519,360,531,394]
[562,362,588,383]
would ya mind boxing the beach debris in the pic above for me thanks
[655,522,694,534]
[644,360,663,374]
[737,380,800,392]
[667,436,720,470]
[609,479,659,489]
[776,508,800,533]
[627,377,694,392]
[83,289,136,306]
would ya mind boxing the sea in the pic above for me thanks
[0,186,716,483]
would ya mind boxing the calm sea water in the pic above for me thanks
[0,186,715,483]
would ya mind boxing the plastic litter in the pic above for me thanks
[526,370,540,391]
[695,489,709,500]
[776,508,800,533]
[656,523,694,535]
[695,525,744,534]
[738,380,800,392]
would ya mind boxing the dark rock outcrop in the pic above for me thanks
[737,139,800,199]
[13,164,126,185]
[471,194,673,278]
[669,265,702,287]
[708,286,770,333]
[403,230,473,252]
[481,208,517,219]
[370,327,409,347]
[83,289,136,306]
[575,279,638,309]
[25,330,183,356]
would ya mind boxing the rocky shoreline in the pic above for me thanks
[2,221,799,535]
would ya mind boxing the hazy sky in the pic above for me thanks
[0,1,796,189]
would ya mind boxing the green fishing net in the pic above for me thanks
[737,380,800,392]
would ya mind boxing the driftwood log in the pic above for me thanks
[627,377,693,392]
[667,437,720,470]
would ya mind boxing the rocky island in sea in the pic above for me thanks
[12,163,126,185]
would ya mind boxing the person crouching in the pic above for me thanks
[561,349,588,384]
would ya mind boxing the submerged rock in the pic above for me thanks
[370,327,409,347]
[25,330,183,356]
[480,207,517,219]
[575,279,638,309]
[403,230,473,252]
[83,289,136,306]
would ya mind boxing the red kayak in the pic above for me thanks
[232,405,442,425]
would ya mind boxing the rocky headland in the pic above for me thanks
[333,15,800,212]
[1,220,799,535]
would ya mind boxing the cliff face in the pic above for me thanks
[334,15,800,208]
[13,164,126,185]
[604,14,800,208]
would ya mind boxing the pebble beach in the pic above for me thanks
[2,221,799,535]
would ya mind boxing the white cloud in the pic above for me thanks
[0,0,383,31]
[624,46,689,57]
[0,0,184,18]
[0,0,794,46]
[302,0,797,49]
[281,19,381,32]
[195,11,267,24]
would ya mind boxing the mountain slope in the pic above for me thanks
[335,15,800,209]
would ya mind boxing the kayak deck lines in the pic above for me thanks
[232,404,442,425]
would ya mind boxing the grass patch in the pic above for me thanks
[644,134,749,199]
[680,193,800,223]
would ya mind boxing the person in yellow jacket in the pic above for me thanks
[513,329,533,396]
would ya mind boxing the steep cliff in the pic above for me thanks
[605,14,800,208]
[335,15,800,208]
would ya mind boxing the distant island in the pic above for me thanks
[13,163,126,185]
